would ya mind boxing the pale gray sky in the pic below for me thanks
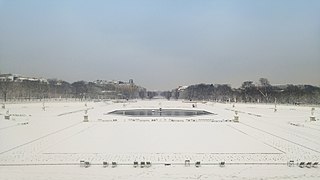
[0,0,319,90]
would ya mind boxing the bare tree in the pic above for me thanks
[258,78,271,102]
[241,81,254,89]
[259,78,271,87]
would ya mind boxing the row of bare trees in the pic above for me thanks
[172,78,320,104]
[0,79,146,101]
[1,77,319,104]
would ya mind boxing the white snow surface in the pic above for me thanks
[0,100,320,179]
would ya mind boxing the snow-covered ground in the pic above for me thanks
[0,100,319,179]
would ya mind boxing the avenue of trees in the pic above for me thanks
[174,78,320,104]
[1,77,320,104]
[0,79,146,101]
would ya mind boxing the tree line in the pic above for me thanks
[1,77,319,104]
[0,79,149,101]
[170,78,320,104]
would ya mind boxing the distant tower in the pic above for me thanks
[129,79,134,84]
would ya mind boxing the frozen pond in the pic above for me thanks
[108,108,214,117]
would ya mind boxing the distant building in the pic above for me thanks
[177,86,188,92]
[0,74,14,81]
[0,73,48,83]
[94,79,134,86]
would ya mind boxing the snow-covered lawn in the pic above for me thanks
[0,100,319,179]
